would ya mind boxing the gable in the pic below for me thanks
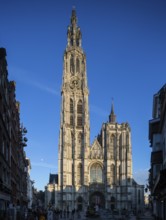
[90,139,103,159]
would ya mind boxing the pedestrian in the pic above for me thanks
[67,210,69,218]
[47,209,53,220]
[72,209,75,220]
[60,209,62,218]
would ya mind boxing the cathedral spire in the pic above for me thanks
[67,8,82,47]
[111,101,114,115]
[109,99,116,123]
[71,7,77,26]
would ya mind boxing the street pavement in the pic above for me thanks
[59,209,154,220]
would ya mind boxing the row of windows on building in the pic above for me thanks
[68,55,85,73]
[70,99,83,126]
[64,135,130,161]
[70,56,80,73]
[0,163,10,185]
[63,163,130,186]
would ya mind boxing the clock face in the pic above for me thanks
[70,77,81,90]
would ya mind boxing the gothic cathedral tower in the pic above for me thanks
[45,8,146,212]
[58,9,90,209]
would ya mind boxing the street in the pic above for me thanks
[57,209,155,220]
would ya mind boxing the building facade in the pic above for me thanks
[149,84,166,220]
[0,48,30,217]
[45,9,144,213]
[45,174,58,208]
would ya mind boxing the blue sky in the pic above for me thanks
[0,0,166,191]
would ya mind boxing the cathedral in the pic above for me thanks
[45,9,144,213]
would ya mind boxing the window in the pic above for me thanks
[110,164,115,184]
[119,135,122,160]
[90,163,103,183]
[77,163,82,185]
[110,135,115,159]
[63,175,66,185]
[76,58,80,73]
[77,100,82,114]
[70,99,74,126]
[77,133,82,157]
[70,55,74,73]
[77,100,83,126]
[77,116,82,126]
[70,116,73,126]
[70,99,74,113]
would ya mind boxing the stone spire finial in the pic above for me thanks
[111,99,114,115]
[71,7,77,25]
[109,98,116,123]
[67,8,82,47]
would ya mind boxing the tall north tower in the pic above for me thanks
[58,9,90,209]
[45,9,144,213]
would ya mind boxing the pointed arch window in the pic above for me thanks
[77,100,82,114]
[78,133,82,154]
[77,100,83,127]
[77,116,82,127]
[70,55,74,74]
[70,99,74,113]
[77,133,83,158]
[110,135,115,159]
[77,163,82,185]
[119,135,122,160]
[110,164,115,184]
[90,163,103,183]
[70,99,74,126]
[70,116,74,126]
[76,58,80,73]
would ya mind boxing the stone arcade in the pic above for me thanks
[45,9,144,213]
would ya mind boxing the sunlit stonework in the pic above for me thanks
[45,9,144,212]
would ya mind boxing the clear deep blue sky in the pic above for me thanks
[0,0,166,191]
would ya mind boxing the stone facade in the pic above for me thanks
[45,9,144,213]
